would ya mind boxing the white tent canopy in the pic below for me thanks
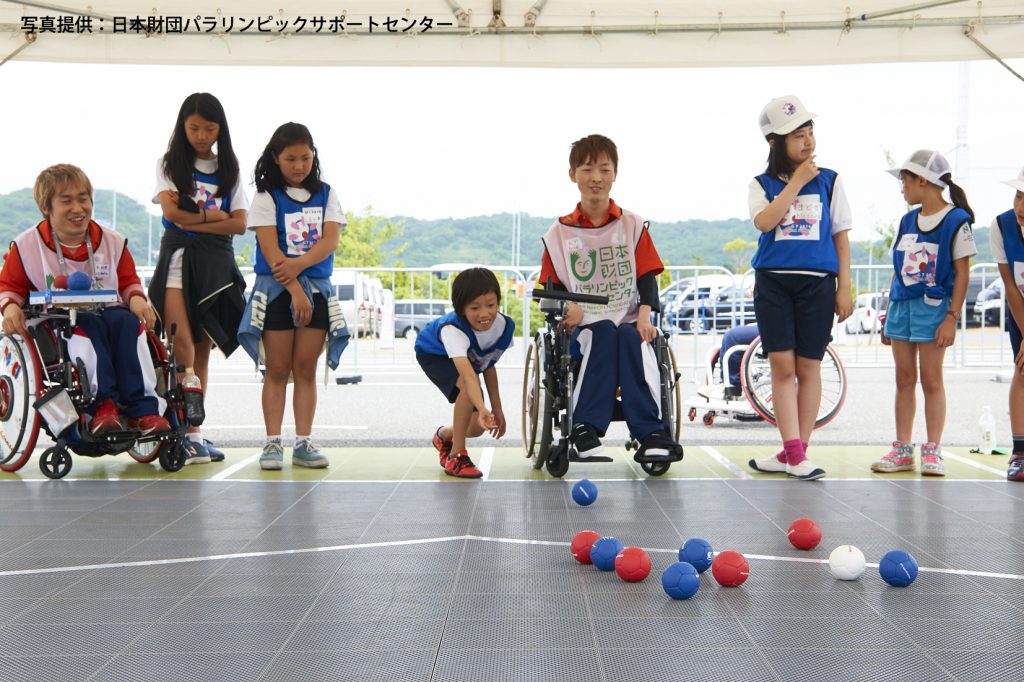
[1,1,1022,67]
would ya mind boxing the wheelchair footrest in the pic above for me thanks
[633,444,684,464]
[567,453,614,463]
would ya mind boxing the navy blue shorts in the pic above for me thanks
[1010,307,1022,359]
[417,352,461,404]
[753,271,836,361]
[263,291,329,331]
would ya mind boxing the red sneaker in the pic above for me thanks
[91,399,122,435]
[127,414,171,436]
[444,449,483,479]
[432,426,453,467]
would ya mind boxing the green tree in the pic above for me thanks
[722,237,758,273]
[335,206,407,267]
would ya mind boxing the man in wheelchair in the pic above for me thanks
[0,164,170,436]
[538,134,682,464]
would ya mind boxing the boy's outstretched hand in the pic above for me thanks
[478,408,497,433]
[487,407,506,439]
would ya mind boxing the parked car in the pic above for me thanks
[393,299,450,339]
[972,278,1004,327]
[662,284,755,334]
[331,270,379,336]
[843,292,889,334]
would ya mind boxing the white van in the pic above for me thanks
[330,270,383,337]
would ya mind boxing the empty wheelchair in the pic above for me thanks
[522,287,683,478]
[687,335,846,429]
[0,292,196,479]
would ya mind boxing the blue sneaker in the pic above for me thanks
[260,440,284,470]
[293,438,329,468]
[181,438,212,465]
[203,439,225,462]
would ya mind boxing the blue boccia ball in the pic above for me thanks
[590,536,623,571]
[879,550,919,587]
[67,271,91,291]
[679,537,714,573]
[662,561,701,600]
[571,479,598,506]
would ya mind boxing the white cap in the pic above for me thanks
[1001,166,1024,192]
[758,95,816,136]
[886,149,951,189]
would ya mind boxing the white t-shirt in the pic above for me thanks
[888,205,977,261]
[747,173,854,235]
[247,186,345,230]
[989,215,1024,264]
[439,315,507,359]
[151,157,250,212]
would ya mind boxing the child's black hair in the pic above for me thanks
[569,134,618,172]
[900,170,976,224]
[451,268,502,322]
[162,92,239,199]
[764,120,813,179]
[253,122,323,194]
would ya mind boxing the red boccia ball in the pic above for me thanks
[711,550,749,587]
[787,517,822,551]
[614,546,652,582]
[571,530,602,565]
[52,274,68,290]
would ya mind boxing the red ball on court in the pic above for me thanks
[711,550,749,587]
[614,546,651,582]
[571,530,601,565]
[52,275,68,290]
[787,517,822,550]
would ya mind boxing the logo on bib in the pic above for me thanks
[902,242,938,286]
[570,250,598,282]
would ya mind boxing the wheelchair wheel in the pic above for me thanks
[0,333,44,473]
[641,461,670,476]
[159,438,187,472]
[659,339,682,443]
[521,336,543,460]
[740,337,847,429]
[128,440,163,464]
[129,332,178,464]
[545,442,570,478]
[39,446,72,479]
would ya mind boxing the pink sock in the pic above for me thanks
[775,441,808,463]
[783,439,805,466]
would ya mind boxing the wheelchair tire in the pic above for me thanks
[740,337,847,429]
[159,438,187,472]
[660,340,683,443]
[545,443,570,478]
[39,446,72,479]
[128,440,163,464]
[641,461,670,476]
[521,337,542,459]
[0,334,43,473]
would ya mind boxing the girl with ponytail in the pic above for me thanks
[871,150,977,477]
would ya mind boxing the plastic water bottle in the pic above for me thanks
[182,368,205,426]
[979,406,996,455]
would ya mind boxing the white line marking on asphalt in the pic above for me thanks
[941,449,1005,476]
[210,453,261,480]
[478,447,494,480]
[4,534,1021,581]
[701,445,750,479]
[198,425,369,431]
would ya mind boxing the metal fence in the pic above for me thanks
[318,263,1012,371]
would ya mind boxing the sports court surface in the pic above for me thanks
[1,445,1021,681]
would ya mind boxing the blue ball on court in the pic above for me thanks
[67,271,91,291]
[679,537,714,573]
[571,479,598,506]
[879,550,919,587]
[590,536,623,571]
[662,561,701,600]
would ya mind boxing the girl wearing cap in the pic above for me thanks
[746,95,853,481]
[871,150,976,477]
[989,167,1024,481]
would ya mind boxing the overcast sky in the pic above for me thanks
[1,58,1022,241]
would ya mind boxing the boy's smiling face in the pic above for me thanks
[43,181,93,246]
[463,291,499,332]
[569,152,616,204]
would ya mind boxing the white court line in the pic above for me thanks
[4,534,1023,581]
[209,453,261,480]
[701,446,750,479]
[478,447,495,480]
[941,449,1005,477]
[199,425,369,431]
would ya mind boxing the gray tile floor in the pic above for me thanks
[1,478,1022,681]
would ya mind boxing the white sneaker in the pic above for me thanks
[696,384,726,401]
[786,458,826,480]
[748,453,787,474]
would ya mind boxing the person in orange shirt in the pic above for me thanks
[538,134,679,463]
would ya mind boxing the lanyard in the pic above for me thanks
[56,235,98,286]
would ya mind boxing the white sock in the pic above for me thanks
[295,434,311,447]
[187,432,202,443]
[266,435,282,445]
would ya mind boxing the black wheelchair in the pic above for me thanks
[0,292,197,479]
[522,287,683,478]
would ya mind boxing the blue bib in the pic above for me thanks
[750,168,839,274]
[415,311,515,373]
[889,206,971,302]
[161,167,233,238]
[998,209,1024,297]
[253,184,333,279]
